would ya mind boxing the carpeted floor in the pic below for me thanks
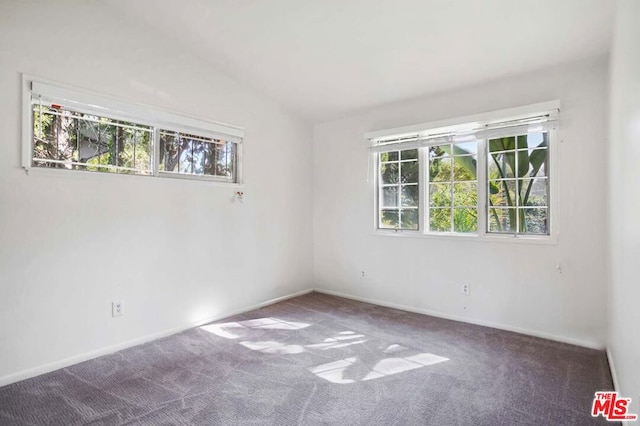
[0,292,616,425]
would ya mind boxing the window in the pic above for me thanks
[24,77,243,183]
[158,131,236,179]
[32,103,154,175]
[428,142,478,233]
[370,102,558,239]
[487,133,549,234]
[378,149,419,229]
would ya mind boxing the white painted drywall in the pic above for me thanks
[608,0,640,417]
[313,58,609,349]
[0,1,312,383]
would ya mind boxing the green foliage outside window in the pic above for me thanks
[428,144,477,233]
[379,149,419,230]
[488,133,548,234]
[32,105,152,174]
[378,132,548,235]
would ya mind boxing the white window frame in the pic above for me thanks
[376,149,421,230]
[22,75,244,185]
[367,101,560,244]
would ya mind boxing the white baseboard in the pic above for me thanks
[0,288,313,388]
[314,288,604,350]
[606,349,639,426]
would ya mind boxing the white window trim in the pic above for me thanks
[22,74,244,185]
[368,101,560,245]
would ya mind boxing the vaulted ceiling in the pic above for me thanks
[112,0,613,122]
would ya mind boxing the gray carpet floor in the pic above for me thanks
[0,292,616,425]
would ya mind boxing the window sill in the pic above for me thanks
[22,166,245,189]
[372,229,558,245]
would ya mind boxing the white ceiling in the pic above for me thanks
[113,0,613,123]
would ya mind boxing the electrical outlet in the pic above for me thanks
[461,284,470,296]
[361,270,366,279]
[112,301,124,317]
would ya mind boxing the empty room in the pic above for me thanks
[0,0,638,425]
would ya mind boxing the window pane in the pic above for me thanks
[526,148,548,177]
[400,161,418,183]
[158,131,236,179]
[521,134,548,178]
[380,151,399,162]
[489,136,516,152]
[32,104,152,174]
[382,186,398,207]
[380,210,399,228]
[78,121,109,165]
[452,155,477,180]
[214,141,235,178]
[519,178,548,206]
[488,151,516,179]
[401,149,418,160]
[429,145,449,159]
[400,209,419,230]
[453,208,478,233]
[177,136,194,174]
[489,180,516,207]
[521,208,548,234]
[524,132,546,149]
[429,157,451,182]
[453,142,477,155]
[401,185,418,207]
[453,182,477,207]
[199,142,216,175]
[488,208,515,233]
[429,183,451,207]
[380,162,398,184]
[516,148,530,177]
[159,132,178,172]
[516,134,529,150]
[430,208,451,232]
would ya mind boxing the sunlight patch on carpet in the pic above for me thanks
[200,317,311,339]
[310,352,449,384]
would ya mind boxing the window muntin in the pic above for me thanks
[32,103,153,175]
[487,132,549,235]
[378,149,419,230]
[25,78,243,184]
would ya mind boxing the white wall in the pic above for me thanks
[313,58,609,349]
[608,0,640,417]
[0,1,312,383]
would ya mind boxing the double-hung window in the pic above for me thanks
[23,77,243,183]
[369,102,558,239]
